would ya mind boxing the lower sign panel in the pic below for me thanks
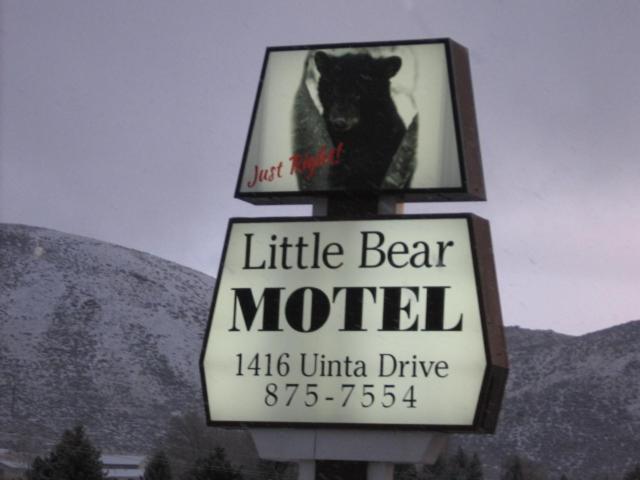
[200,214,507,432]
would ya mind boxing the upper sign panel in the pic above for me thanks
[235,38,485,204]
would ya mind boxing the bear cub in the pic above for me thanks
[315,51,406,190]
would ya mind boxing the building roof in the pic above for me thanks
[0,459,27,470]
[104,467,145,479]
[101,454,145,466]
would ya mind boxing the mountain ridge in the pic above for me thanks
[1,223,212,450]
[1,223,638,479]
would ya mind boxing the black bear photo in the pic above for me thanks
[240,40,476,201]
[314,51,407,191]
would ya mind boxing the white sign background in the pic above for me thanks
[238,41,462,194]
[202,216,488,427]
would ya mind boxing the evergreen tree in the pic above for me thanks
[501,455,547,480]
[422,450,485,480]
[257,459,293,480]
[448,447,470,480]
[623,464,640,480]
[422,454,446,480]
[394,463,418,480]
[26,456,53,480]
[160,411,254,479]
[184,447,243,480]
[501,455,524,480]
[26,425,105,480]
[160,411,219,478]
[468,453,484,480]
[144,451,172,480]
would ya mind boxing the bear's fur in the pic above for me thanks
[314,51,406,190]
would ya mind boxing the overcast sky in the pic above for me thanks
[1,0,639,335]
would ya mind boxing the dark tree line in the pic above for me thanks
[393,447,483,480]
[623,464,640,480]
[143,446,245,480]
[144,450,172,480]
[393,448,640,480]
[23,423,640,480]
[24,424,245,480]
[25,425,106,480]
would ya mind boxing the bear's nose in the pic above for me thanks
[330,117,349,131]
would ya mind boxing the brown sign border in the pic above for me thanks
[234,38,486,205]
[199,214,507,433]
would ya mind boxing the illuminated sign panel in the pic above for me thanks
[200,215,506,431]
[235,38,485,204]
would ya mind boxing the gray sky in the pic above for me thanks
[1,0,639,335]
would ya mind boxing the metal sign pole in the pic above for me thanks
[250,427,448,480]
[312,196,407,480]
[317,195,385,480]
[248,195,450,480]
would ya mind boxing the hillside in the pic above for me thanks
[1,223,639,479]
[456,323,640,478]
[0,223,213,450]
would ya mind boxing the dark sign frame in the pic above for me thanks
[199,213,507,433]
[235,38,486,205]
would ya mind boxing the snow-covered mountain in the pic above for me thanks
[456,323,640,479]
[1,223,639,478]
[0,223,213,450]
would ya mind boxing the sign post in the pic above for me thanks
[200,38,507,480]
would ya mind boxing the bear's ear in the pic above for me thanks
[380,56,402,78]
[314,51,333,75]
